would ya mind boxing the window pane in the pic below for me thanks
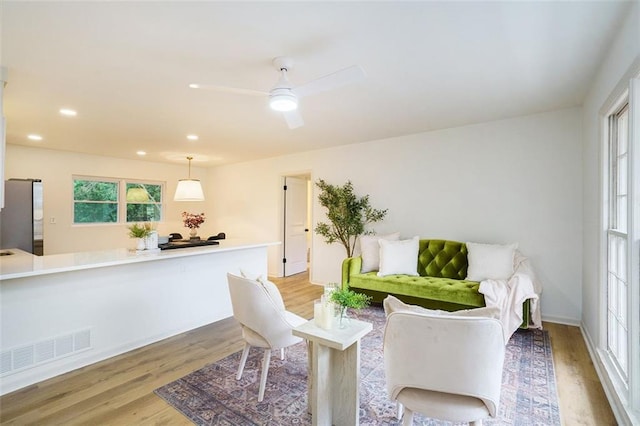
[74,202,118,223]
[617,195,627,232]
[608,272,617,311]
[74,180,117,201]
[125,183,162,203]
[126,203,161,222]
[617,108,628,155]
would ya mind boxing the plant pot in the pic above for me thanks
[189,228,198,239]
[136,238,145,251]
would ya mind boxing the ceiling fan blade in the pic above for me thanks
[283,110,304,129]
[294,65,366,98]
[188,83,267,97]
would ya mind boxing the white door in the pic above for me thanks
[283,176,308,276]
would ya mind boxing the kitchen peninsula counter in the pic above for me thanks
[0,240,279,395]
[0,239,278,280]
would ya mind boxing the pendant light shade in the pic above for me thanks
[174,156,205,201]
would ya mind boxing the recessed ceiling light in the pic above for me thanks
[27,134,43,141]
[188,84,199,89]
[59,108,77,117]
[136,151,147,156]
[187,134,199,141]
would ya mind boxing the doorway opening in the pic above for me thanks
[282,174,312,277]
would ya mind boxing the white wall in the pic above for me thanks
[209,107,583,323]
[581,2,639,350]
[4,145,212,254]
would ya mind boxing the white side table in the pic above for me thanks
[293,318,373,426]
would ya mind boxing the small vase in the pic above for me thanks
[144,231,158,250]
[189,228,198,239]
[136,238,145,251]
[339,306,350,329]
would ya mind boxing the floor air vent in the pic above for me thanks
[0,329,91,376]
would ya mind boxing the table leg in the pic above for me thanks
[306,339,313,415]
[311,341,332,426]
[331,339,360,426]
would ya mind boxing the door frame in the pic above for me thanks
[279,171,313,278]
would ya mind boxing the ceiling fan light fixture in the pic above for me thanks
[174,156,205,201]
[269,88,298,112]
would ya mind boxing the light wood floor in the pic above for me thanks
[0,272,615,425]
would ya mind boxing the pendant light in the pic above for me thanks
[174,156,204,201]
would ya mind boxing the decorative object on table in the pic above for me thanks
[314,179,388,257]
[127,222,151,251]
[174,156,205,201]
[329,285,372,328]
[155,306,560,425]
[143,222,158,250]
[313,282,339,329]
[182,211,205,239]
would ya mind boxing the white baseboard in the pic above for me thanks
[541,314,581,326]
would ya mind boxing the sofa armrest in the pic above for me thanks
[341,256,362,289]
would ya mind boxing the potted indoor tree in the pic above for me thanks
[314,179,388,258]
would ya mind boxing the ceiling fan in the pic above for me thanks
[189,57,366,129]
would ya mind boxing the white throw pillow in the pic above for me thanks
[383,295,500,319]
[377,236,419,277]
[359,232,400,273]
[466,242,518,281]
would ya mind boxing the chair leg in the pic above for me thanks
[396,401,404,420]
[280,347,285,360]
[402,408,414,426]
[258,349,272,402]
[236,343,251,380]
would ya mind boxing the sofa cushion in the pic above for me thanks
[466,242,517,281]
[350,271,485,308]
[378,237,420,277]
[359,232,400,273]
[417,240,469,280]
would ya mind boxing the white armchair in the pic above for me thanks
[383,310,505,425]
[227,273,307,402]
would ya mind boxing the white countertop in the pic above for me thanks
[0,239,280,280]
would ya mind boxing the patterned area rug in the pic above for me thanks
[155,306,561,425]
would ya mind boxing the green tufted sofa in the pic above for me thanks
[341,239,531,326]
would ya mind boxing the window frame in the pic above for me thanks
[599,74,640,423]
[72,176,165,225]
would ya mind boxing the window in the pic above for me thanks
[73,179,119,223]
[125,182,162,222]
[606,103,630,379]
[73,177,164,224]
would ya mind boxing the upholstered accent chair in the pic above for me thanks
[383,310,505,425]
[226,273,307,402]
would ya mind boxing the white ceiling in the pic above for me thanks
[1,1,631,167]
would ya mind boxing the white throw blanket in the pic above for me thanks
[478,251,542,343]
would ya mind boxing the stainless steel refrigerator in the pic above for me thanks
[0,179,44,255]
